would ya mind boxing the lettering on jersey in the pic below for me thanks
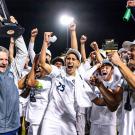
[57,82,65,92]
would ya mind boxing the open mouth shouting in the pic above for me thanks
[101,72,108,79]
[67,65,73,71]
[66,64,76,75]
[0,65,7,72]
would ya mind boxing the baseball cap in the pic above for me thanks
[66,48,81,62]
[46,49,51,57]
[101,59,114,68]
[122,40,135,50]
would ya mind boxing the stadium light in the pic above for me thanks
[60,15,74,26]
[60,14,74,49]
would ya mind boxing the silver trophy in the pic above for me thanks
[0,0,25,37]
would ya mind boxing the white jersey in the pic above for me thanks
[118,71,135,135]
[90,73,123,125]
[19,66,31,117]
[25,76,52,124]
[40,66,96,135]
[81,59,91,71]
[25,65,58,124]
[42,67,95,131]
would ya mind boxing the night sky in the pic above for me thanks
[1,0,135,58]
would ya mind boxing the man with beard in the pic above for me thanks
[89,60,123,135]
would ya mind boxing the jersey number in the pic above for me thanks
[57,82,65,92]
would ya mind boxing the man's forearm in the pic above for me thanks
[70,31,78,50]
[28,42,35,64]
[98,83,117,106]
[117,61,135,89]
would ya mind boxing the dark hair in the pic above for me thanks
[52,57,64,65]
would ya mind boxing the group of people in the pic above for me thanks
[0,1,135,135]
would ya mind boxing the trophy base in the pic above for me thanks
[0,23,25,38]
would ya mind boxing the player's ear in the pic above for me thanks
[76,60,80,68]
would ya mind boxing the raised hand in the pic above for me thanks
[90,41,99,51]
[127,0,135,7]
[31,28,38,37]
[44,32,53,43]
[80,35,87,44]
[108,51,122,66]
[89,75,102,86]
[10,16,18,24]
[69,22,76,31]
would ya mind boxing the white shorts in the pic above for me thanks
[76,113,86,135]
[40,118,77,135]
[90,124,116,135]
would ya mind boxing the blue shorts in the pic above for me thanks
[0,129,18,135]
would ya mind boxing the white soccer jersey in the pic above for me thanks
[25,65,59,124]
[25,76,52,124]
[40,67,96,135]
[19,66,31,117]
[118,71,135,135]
[90,73,123,126]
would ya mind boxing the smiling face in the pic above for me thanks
[100,64,113,81]
[130,46,135,60]
[0,51,9,73]
[65,53,80,76]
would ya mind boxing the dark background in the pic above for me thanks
[1,0,135,58]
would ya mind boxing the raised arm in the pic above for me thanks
[11,36,28,79]
[90,41,103,63]
[39,32,52,74]
[9,37,15,63]
[69,22,78,50]
[9,17,28,79]
[28,28,38,64]
[27,54,39,87]
[127,0,135,7]
[18,55,39,98]
[110,51,135,89]
[90,75,123,112]
[80,35,87,62]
